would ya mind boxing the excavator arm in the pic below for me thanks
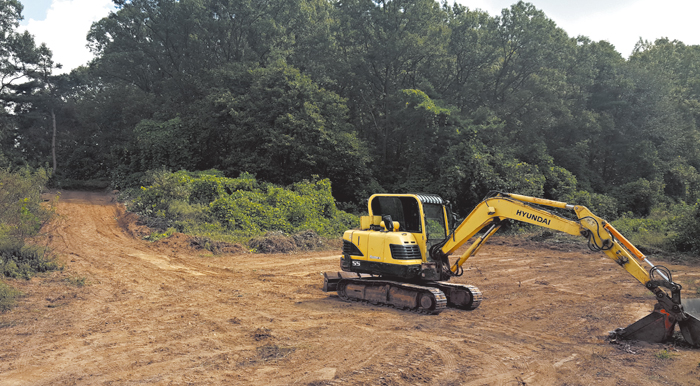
[433,192,700,345]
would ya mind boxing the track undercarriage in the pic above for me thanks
[322,272,482,315]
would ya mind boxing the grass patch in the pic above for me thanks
[655,349,678,360]
[65,275,90,287]
[144,227,177,242]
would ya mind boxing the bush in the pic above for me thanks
[128,169,193,216]
[0,167,55,243]
[0,280,20,311]
[0,245,62,279]
[189,175,227,204]
[670,201,700,254]
[210,190,290,234]
[611,206,672,250]
[0,168,61,311]
[127,169,359,245]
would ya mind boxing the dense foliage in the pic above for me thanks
[3,0,700,253]
[125,170,358,242]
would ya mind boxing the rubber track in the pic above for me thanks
[337,279,447,315]
[430,282,483,310]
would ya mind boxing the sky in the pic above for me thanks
[18,0,700,74]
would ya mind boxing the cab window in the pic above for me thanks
[370,196,421,233]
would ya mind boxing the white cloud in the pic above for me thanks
[561,0,700,57]
[457,0,700,58]
[20,0,114,74]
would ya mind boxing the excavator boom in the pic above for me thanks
[436,192,700,345]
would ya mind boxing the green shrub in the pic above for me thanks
[0,245,62,279]
[129,169,193,216]
[0,280,20,311]
[0,167,55,243]
[128,169,359,244]
[211,190,289,234]
[189,175,227,204]
[611,206,672,250]
[0,168,61,311]
[670,201,700,254]
[167,200,208,222]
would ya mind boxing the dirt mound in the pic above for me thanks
[155,233,248,255]
[155,232,195,250]
[190,236,248,255]
[292,229,326,250]
[249,231,297,253]
[249,230,329,254]
[115,204,151,239]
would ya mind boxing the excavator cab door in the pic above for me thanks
[424,203,448,251]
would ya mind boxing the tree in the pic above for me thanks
[330,1,449,139]
[203,63,372,203]
[0,0,59,168]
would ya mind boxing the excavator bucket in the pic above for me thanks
[679,313,700,346]
[617,307,676,343]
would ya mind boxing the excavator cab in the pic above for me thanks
[369,194,450,253]
[335,194,449,281]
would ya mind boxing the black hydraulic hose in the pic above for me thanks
[581,216,613,252]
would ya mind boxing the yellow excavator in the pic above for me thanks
[322,192,700,345]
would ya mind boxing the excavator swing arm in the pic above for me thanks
[432,192,700,345]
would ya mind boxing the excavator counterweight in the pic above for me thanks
[322,192,700,346]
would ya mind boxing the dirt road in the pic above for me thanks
[1,191,700,385]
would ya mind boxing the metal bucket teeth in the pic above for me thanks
[617,309,676,343]
[680,313,700,346]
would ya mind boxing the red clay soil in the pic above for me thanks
[1,190,700,385]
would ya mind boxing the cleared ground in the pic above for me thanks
[1,191,700,385]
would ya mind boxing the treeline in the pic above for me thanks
[2,1,700,249]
